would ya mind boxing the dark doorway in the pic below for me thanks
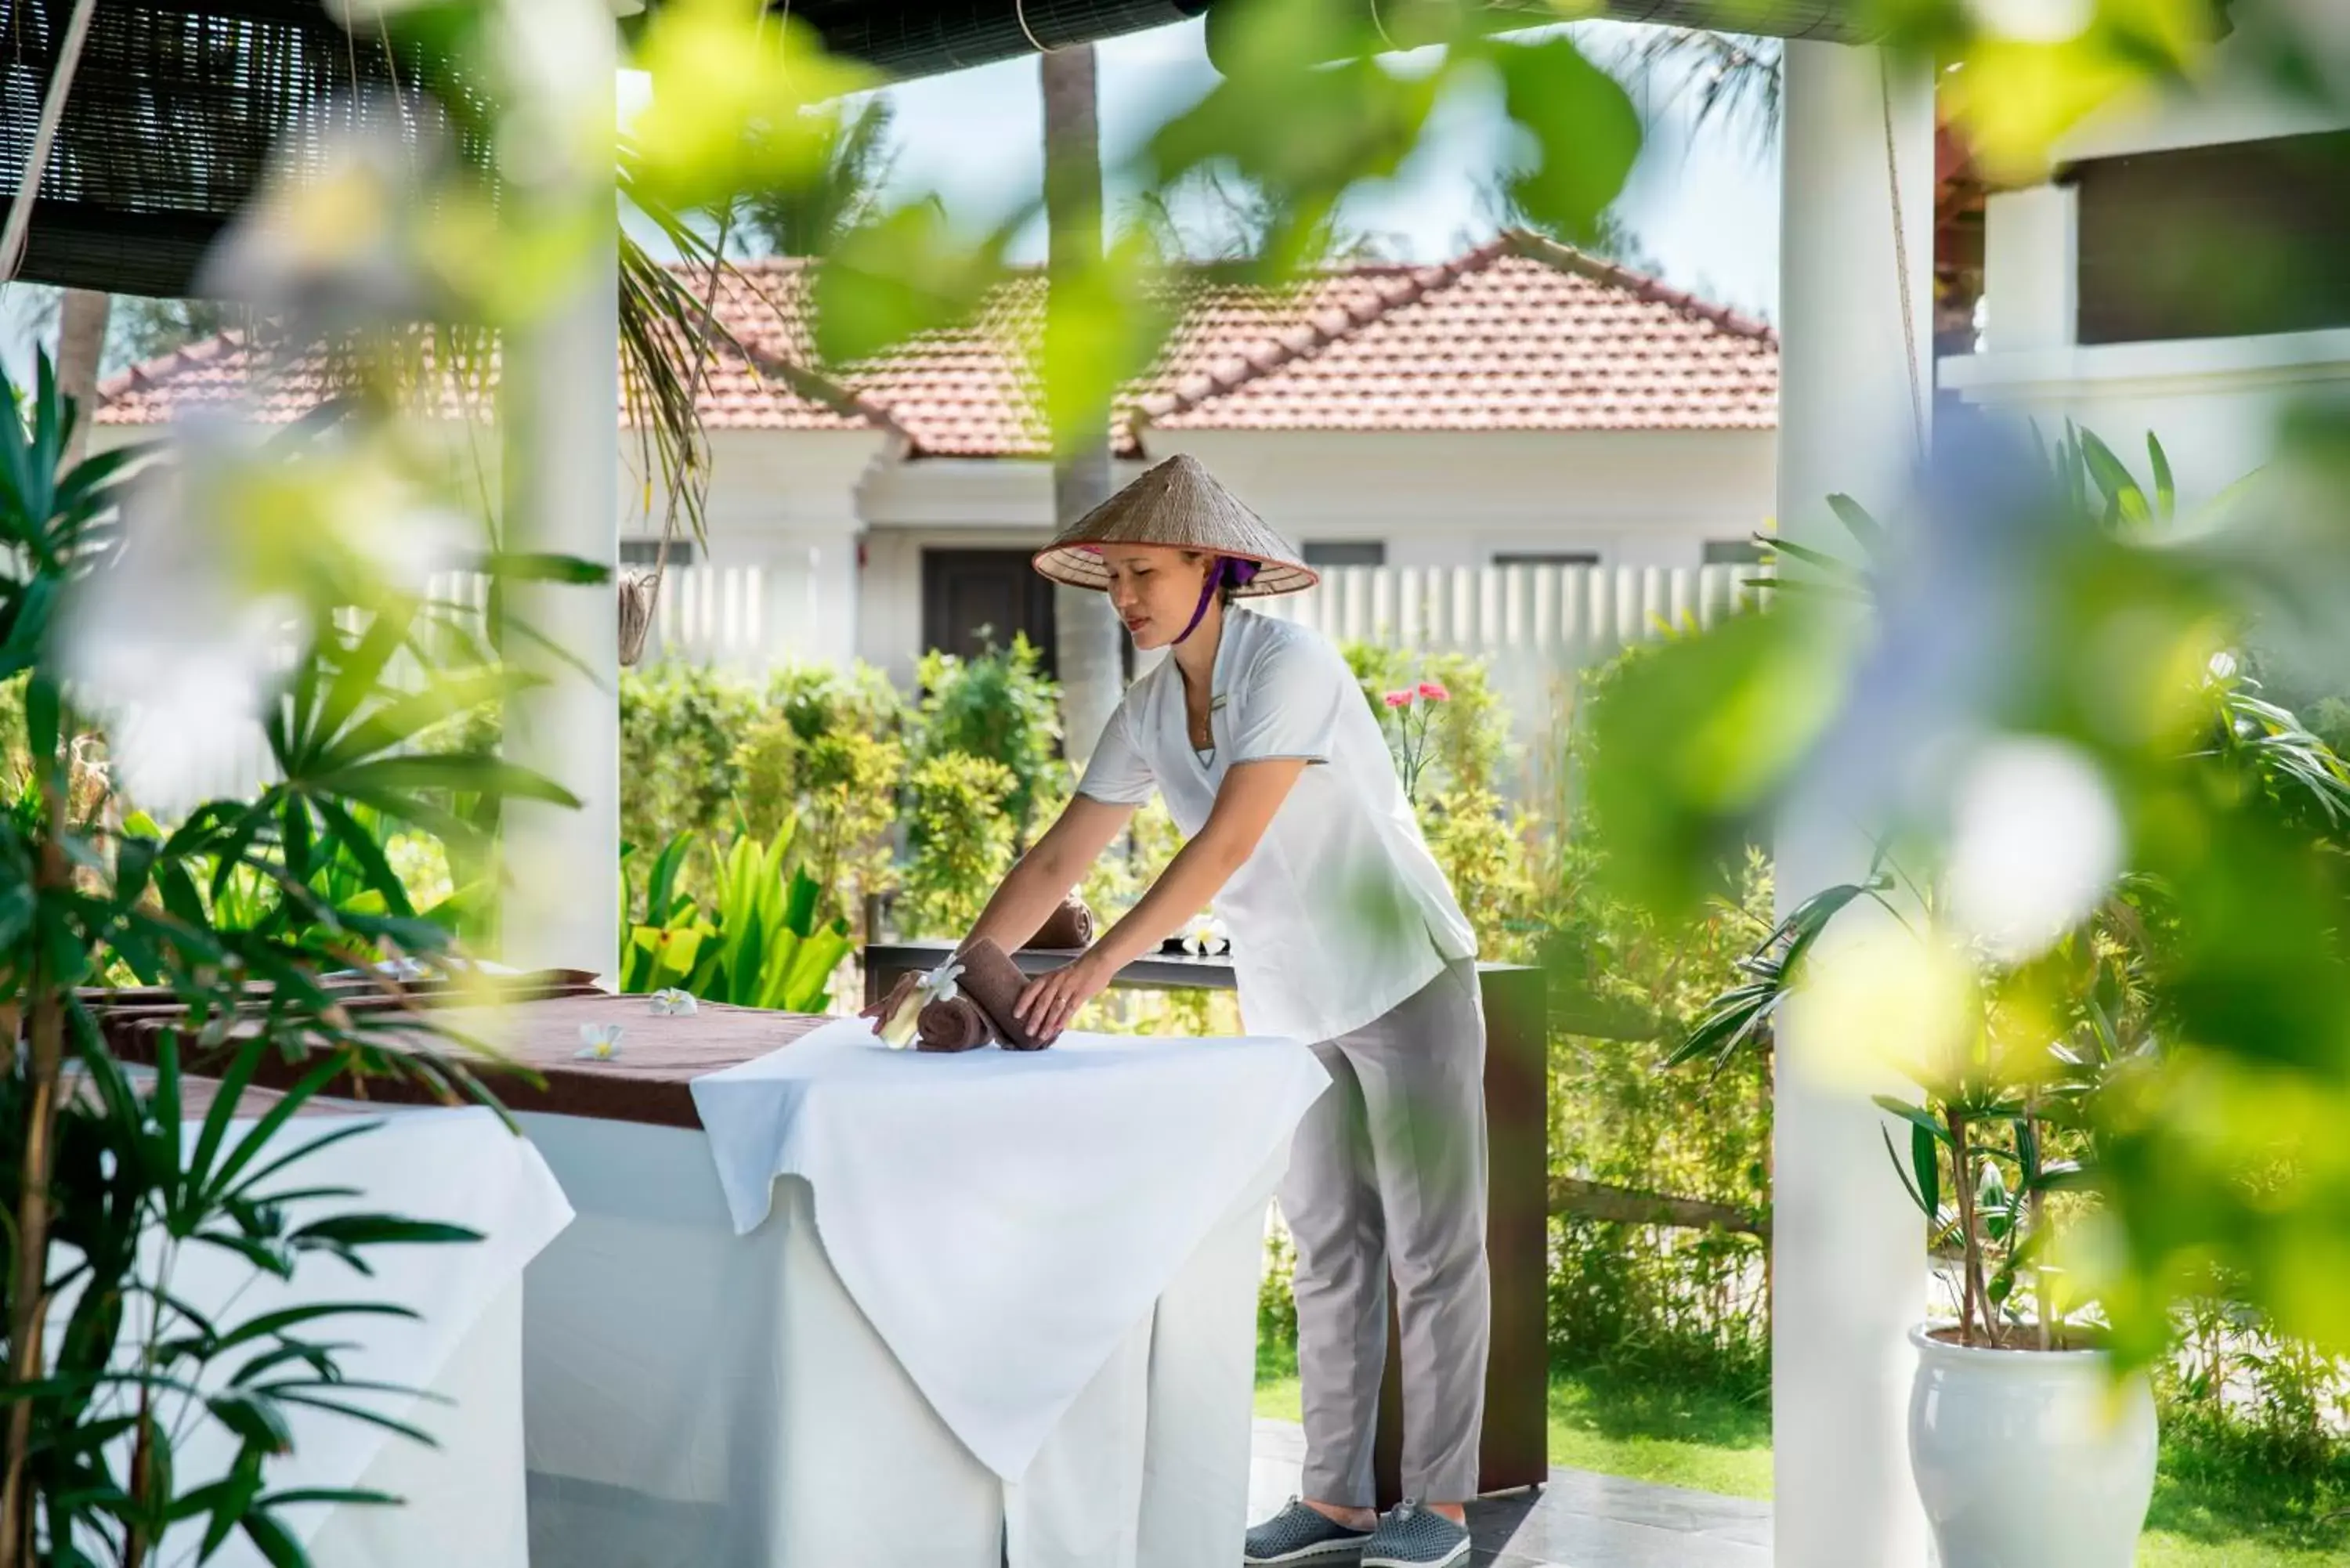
[921,548,1058,673]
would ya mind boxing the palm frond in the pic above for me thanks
[734,98,902,258]
[1622,28,1782,150]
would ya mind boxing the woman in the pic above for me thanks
[866,454,1487,1568]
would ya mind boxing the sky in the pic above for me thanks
[5,18,1782,382]
[855,19,1784,320]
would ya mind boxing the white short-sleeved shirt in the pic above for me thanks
[1077,609,1478,1044]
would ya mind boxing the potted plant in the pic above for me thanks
[1679,850,2163,1565]
[1599,417,2350,1566]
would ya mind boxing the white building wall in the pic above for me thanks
[848,428,1777,683]
[97,414,1774,684]
[1147,429,1777,570]
[627,428,881,670]
[1945,12,2350,507]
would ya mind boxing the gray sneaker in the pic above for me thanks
[1362,1500,1470,1568]
[1244,1497,1375,1565]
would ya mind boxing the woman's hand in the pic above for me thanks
[859,970,920,1027]
[1014,952,1112,1042]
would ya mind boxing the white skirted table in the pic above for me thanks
[262,991,1329,1568]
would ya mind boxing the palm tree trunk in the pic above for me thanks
[56,288,110,466]
[1040,45,1123,767]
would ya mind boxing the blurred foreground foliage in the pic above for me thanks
[1593,416,2350,1371]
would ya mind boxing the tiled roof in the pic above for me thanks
[1141,233,1779,434]
[96,231,1777,451]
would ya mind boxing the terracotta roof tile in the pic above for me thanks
[98,232,1777,450]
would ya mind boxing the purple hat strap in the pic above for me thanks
[1174,556,1260,643]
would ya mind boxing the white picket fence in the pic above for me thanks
[1254,562,1762,663]
[171,562,1761,805]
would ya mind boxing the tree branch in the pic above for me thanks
[1548,1174,1770,1240]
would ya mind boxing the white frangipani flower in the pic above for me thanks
[1180,916,1228,957]
[576,1022,625,1060]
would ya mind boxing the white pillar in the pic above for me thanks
[1982,184,2079,353]
[499,2,620,980]
[1773,41,1935,1568]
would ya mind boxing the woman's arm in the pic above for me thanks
[857,792,1135,1021]
[1014,758,1308,1039]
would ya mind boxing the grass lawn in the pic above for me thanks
[1254,1351,2350,1566]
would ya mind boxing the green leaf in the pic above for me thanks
[478,551,611,586]
[1036,226,1176,461]
[240,1508,309,1568]
[812,202,1003,367]
[26,673,59,768]
[1767,537,1867,581]
[1825,493,1887,560]
[2077,427,2151,526]
[314,670,516,774]
[1912,1120,1941,1222]
[2148,432,2176,522]
[291,1213,483,1249]
[208,1391,295,1455]
[312,797,416,919]
[323,755,580,810]
[1492,35,1644,247]
[1873,1095,1954,1149]
[1587,610,1848,921]
[310,603,414,766]
[1881,1125,1929,1219]
[782,866,822,939]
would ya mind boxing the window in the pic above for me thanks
[1703,539,1769,565]
[2072,130,2350,345]
[620,537,699,567]
[1302,540,1386,569]
[1491,551,1600,568]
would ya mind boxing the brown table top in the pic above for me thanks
[91,988,833,1131]
[64,1065,365,1122]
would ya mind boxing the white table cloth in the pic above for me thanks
[110,1103,573,1568]
[522,1020,1328,1568]
[690,1020,1329,1480]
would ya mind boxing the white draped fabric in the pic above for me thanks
[689,1021,1329,1478]
[522,1021,1325,1568]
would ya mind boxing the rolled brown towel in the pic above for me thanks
[1027,894,1096,951]
[916,995,993,1053]
[953,937,1050,1051]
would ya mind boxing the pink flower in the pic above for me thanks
[1417,680,1451,703]
[1382,689,1415,709]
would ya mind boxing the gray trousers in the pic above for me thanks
[1279,959,1490,1507]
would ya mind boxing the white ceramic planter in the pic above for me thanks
[1907,1322,2157,1568]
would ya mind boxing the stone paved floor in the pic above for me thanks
[1249,1420,1773,1568]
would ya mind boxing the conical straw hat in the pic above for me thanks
[1032,453,1318,597]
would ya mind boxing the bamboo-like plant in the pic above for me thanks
[0,359,580,1566]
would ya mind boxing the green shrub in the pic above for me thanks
[1531,652,1777,1388]
[1423,784,1539,959]
[627,659,910,933]
[768,658,909,745]
[791,728,905,934]
[897,750,1019,938]
[913,635,1061,841]
[620,662,762,855]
